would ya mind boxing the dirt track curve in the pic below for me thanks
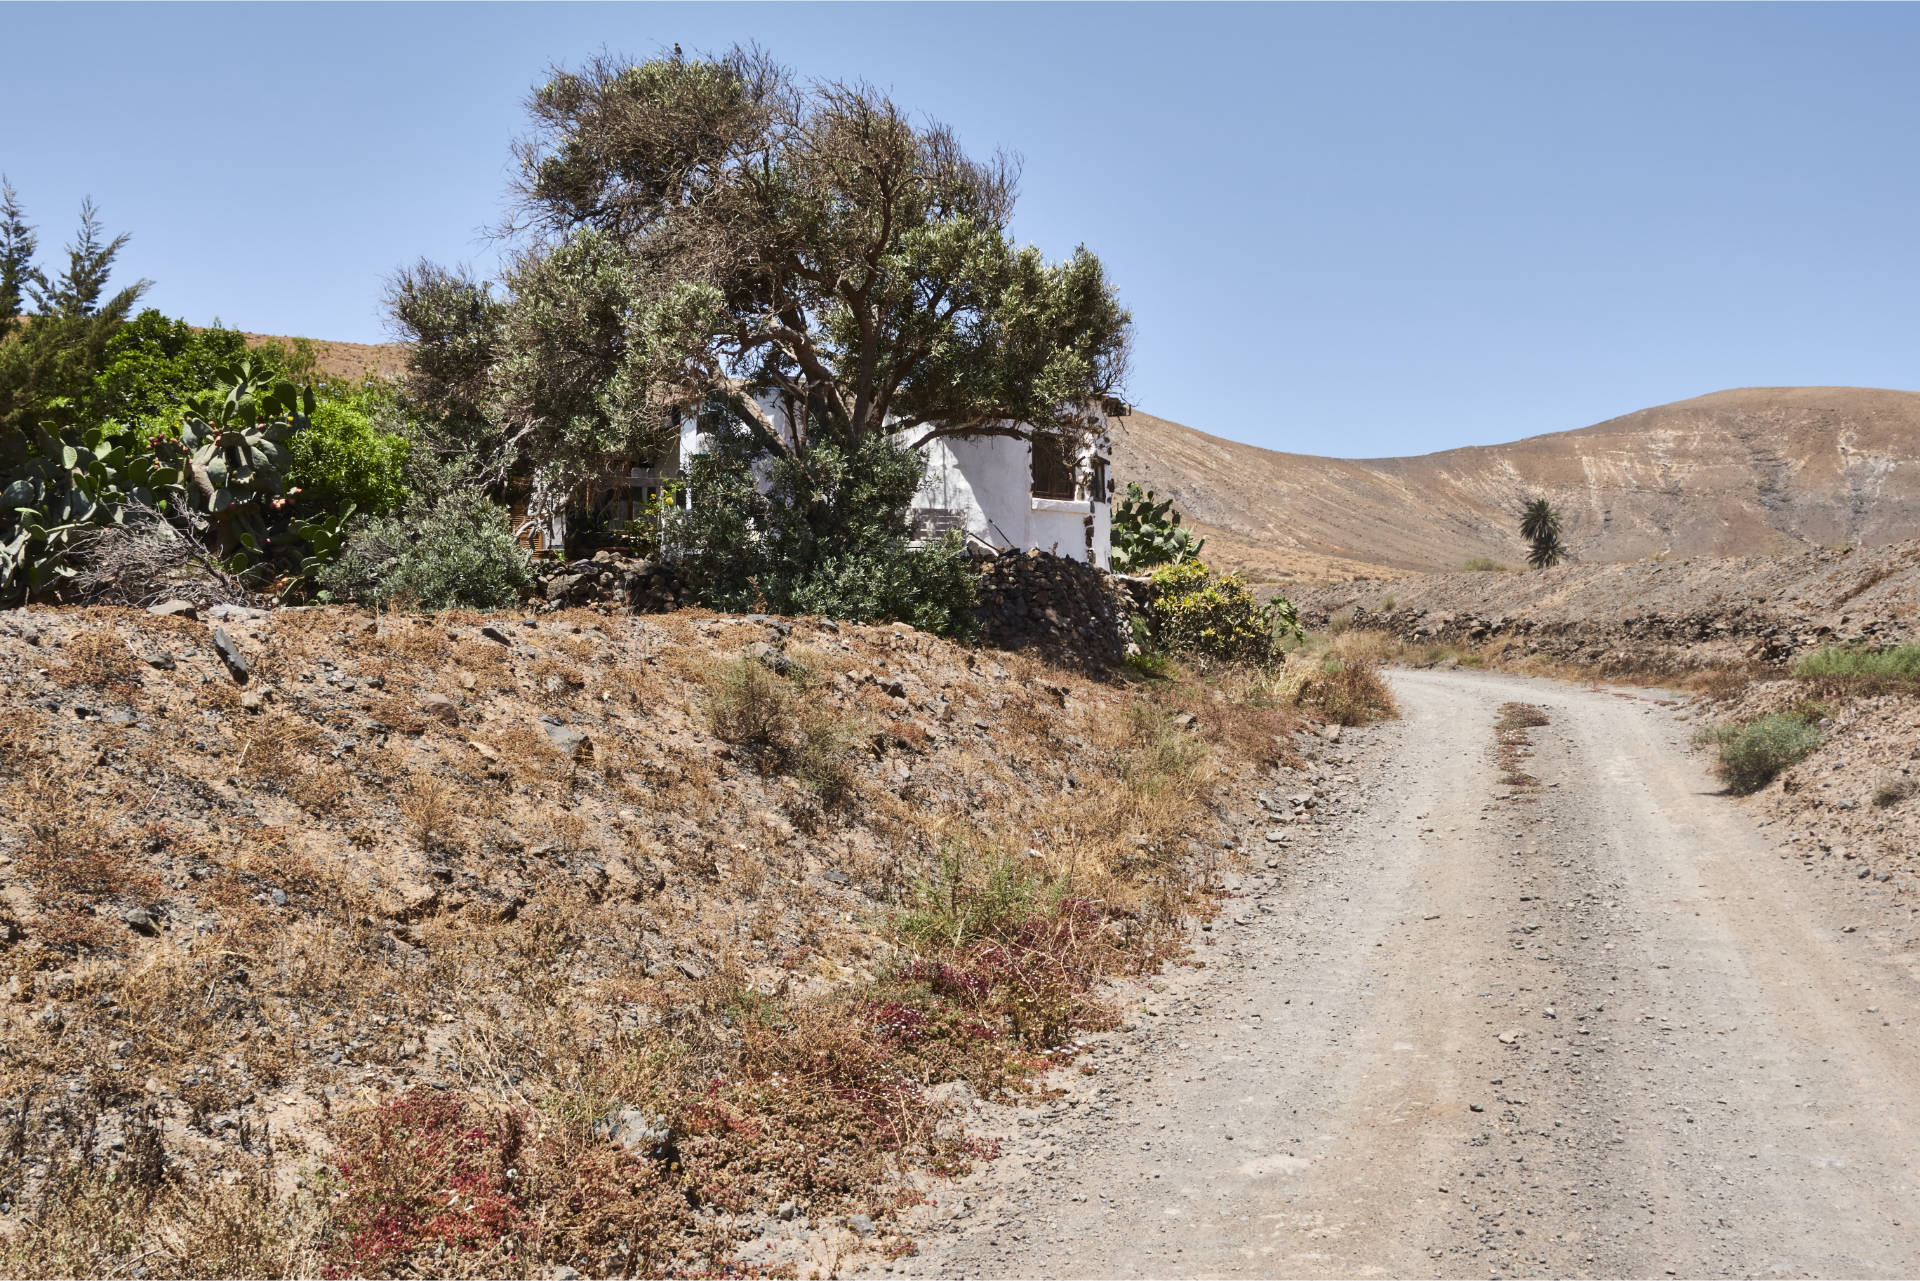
[886,669,1920,1280]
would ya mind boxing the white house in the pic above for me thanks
[516,398,1122,571]
[908,410,1117,570]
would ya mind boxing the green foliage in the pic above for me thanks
[286,502,358,601]
[1110,482,1204,573]
[666,416,979,636]
[1519,497,1568,569]
[1694,708,1825,794]
[166,357,305,564]
[319,491,532,611]
[1462,556,1507,572]
[0,177,38,332]
[603,479,681,558]
[703,653,795,754]
[896,840,1046,951]
[90,310,252,430]
[391,46,1131,501]
[0,416,187,596]
[1140,560,1299,666]
[0,194,149,436]
[1122,648,1175,680]
[286,386,411,516]
[1792,643,1920,686]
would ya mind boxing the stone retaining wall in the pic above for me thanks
[974,550,1131,668]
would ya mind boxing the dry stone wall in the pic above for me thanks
[974,550,1132,669]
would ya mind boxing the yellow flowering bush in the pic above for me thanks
[1142,561,1299,666]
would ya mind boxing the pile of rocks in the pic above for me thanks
[531,551,683,614]
[975,550,1131,668]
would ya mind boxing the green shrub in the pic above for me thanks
[319,492,532,610]
[666,416,978,636]
[895,840,1045,951]
[702,653,858,799]
[1122,648,1174,680]
[1140,560,1298,666]
[92,311,253,430]
[1695,711,1824,794]
[1462,557,1506,572]
[286,388,411,515]
[1792,643,1920,687]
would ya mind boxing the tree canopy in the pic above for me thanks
[392,45,1131,487]
[0,186,149,435]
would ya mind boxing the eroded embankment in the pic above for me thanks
[0,604,1302,1277]
[1290,540,1920,673]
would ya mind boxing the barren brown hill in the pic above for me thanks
[235,331,411,382]
[1109,387,1920,583]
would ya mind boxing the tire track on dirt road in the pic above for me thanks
[888,669,1920,1279]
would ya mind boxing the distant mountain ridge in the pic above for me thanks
[1107,387,1920,582]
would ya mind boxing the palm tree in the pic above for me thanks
[1519,498,1569,568]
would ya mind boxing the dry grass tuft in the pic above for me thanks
[47,628,145,695]
[1494,701,1550,791]
[1293,653,1399,726]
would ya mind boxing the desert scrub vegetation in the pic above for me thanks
[1695,705,1827,794]
[1136,559,1303,667]
[0,606,1282,1276]
[1792,643,1920,693]
[1291,654,1398,726]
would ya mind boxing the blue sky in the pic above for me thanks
[5,3,1917,458]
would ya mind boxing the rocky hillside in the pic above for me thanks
[0,601,1311,1276]
[1110,387,1920,582]
[1288,539,1920,674]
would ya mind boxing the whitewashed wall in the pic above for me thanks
[670,397,1114,569]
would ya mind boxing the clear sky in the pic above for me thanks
[5,2,1917,458]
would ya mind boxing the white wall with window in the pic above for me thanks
[524,396,1120,570]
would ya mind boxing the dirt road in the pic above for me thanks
[891,669,1920,1279]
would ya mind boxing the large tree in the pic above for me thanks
[0,192,148,434]
[393,45,1130,482]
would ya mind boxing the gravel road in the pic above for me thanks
[888,668,1920,1279]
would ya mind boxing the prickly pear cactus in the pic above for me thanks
[1110,481,1205,574]
[171,358,309,565]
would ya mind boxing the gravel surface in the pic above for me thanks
[878,668,1920,1279]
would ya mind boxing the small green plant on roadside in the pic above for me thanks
[1694,709,1825,795]
[793,706,858,806]
[895,838,1044,951]
[703,653,794,756]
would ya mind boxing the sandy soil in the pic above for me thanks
[879,668,1920,1279]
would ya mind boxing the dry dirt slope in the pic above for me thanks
[1109,386,1920,581]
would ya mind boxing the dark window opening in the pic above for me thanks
[1030,433,1079,501]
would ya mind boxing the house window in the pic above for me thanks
[1030,433,1079,501]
